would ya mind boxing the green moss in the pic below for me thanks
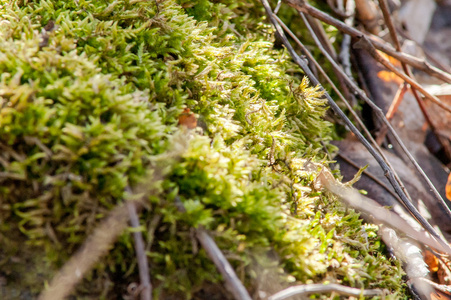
[0,0,406,298]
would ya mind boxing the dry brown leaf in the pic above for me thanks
[178,108,197,129]
[446,172,451,201]
[424,249,439,272]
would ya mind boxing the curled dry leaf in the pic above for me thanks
[447,172,451,201]
[424,249,439,273]
[178,108,197,129]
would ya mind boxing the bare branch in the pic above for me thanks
[338,0,356,81]
[284,0,451,83]
[296,11,451,229]
[173,196,252,300]
[38,201,136,300]
[354,36,451,113]
[196,227,252,300]
[314,164,451,255]
[268,283,383,300]
[127,199,152,300]
[260,0,451,248]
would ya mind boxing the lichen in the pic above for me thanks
[0,0,407,298]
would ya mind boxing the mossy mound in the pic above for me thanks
[0,0,406,298]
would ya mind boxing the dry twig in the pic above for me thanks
[314,164,451,255]
[174,196,252,300]
[261,0,450,249]
[338,0,356,81]
[353,36,451,113]
[127,199,152,300]
[273,14,413,206]
[296,11,451,226]
[38,201,138,300]
[268,283,383,300]
[284,0,451,84]
[196,227,252,300]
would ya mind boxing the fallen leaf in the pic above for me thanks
[424,249,439,272]
[377,70,404,85]
[446,172,451,201]
[376,51,404,85]
[178,108,197,129]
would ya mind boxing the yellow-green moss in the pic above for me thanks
[0,0,406,298]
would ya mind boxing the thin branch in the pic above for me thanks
[274,15,375,153]
[38,201,137,300]
[196,227,252,300]
[284,0,451,84]
[355,6,451,163]
[274,14,410,202]
[127,200,152,300]
[174,196,252,300]
[375,0,437,141]
[268,283,383,300]
[386,83,408,120]
[283,11,415,209]
[297,11,451,229]
[354,36,451,113]
[260,0,450,249]
[336,152,402,202]
[314,164,451,255]
[338,0,356,80]
[377,0,400,50]
[396,27,451,73]
[375,83,408,144]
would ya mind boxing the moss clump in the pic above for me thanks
[0,0,406,299]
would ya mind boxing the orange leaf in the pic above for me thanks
[178,108,197,129]
[376,51,404,85]
[446,172,451,201]
[378,51,402,67]
[424,249,439,272]
[377,70,404,85]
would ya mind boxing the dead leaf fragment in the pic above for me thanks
[446,172,451,201]
[424,249,439,272]
[178,108,197,129]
